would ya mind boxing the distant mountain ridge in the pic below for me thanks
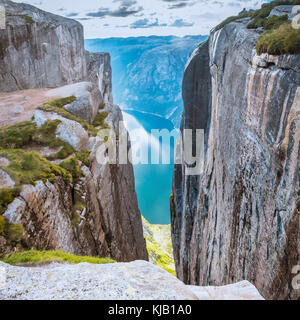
[85,35,208,127]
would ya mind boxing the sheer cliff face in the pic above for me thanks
[172,21,300,299]
[0,1,148,262]
[0,0,87,91]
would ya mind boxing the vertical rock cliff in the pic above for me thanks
[172,16,300,299]
[0,0,87,91]
[0,0,148,262]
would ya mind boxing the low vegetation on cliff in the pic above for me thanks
[216,0,300,55]
[92,111,109,128]
[257,22,300,54]
[0,148,73,217]
[1,250,116,266]
[142,217,176,276]
[0,97,98,218]
[0,120,74,160]
[39,96,107,136]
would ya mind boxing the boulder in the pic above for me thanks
[0,260,264,300]
[46,82,103,123]
[34,110,89,151]
[0,0,87,92]
[268,5,297,19]
[63,84,102,124]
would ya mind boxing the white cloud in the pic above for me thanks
[15,0,266,38]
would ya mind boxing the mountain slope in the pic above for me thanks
[85,36,207,127]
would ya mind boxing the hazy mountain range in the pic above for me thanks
[85,35,207,127]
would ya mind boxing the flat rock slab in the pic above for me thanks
[0,261,264,300]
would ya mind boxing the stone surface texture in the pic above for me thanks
[171,19,300,300]
[0,261,264,300]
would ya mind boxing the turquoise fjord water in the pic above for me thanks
[122,110,178,225]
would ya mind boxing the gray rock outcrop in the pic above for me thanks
[0,261,264,300]
[0,0,87,92]
[86,52,114,107]
[34,109,90,150]
[63,84,102,124]
[172,19,300,300]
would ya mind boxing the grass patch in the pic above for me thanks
[59,158,83,180]
[5,224,24,243]
[38,97,98,136]
[75,151,91,167]
[72,202,85,226]
[6,13,35,24]
[0,149,72,186]
[99,102,106,110]
[1,250,116,266]
[142,217,176,276]
[145,236,176,276]
[92,112,109,128]
[257,22,300,54]
[215,0,300,55]
[248,0,300,28]
[0,215,24,244]
[247,14,288,29]
[0,188,20,215]
[0,215,5,235]
[0,120,74,160]
[216,11,252,31]
[0,149,72,215]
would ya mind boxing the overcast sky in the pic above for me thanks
[15,0,266,38]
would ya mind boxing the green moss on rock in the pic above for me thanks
[75,151,91,167]
[1,250,116,266]
[0,149,72,214]
[0,149,72,186]
[38,97,98,136]
[6,13,35,24]
[0,120,74,160]
[215,11,252,31]
[142,217,176,276]
[215,0,300,55]
[5,224,24,243]
[72,202,85,226]
[99,102,106,110]
[0,215,5,236]
[59,158,83,180]
[257,22,300,55]
[92,112,109,128]
[0,188,21,215]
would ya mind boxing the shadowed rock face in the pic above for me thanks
[0,0,87,91]
[172,20,300,299]
[171,40,211,283]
